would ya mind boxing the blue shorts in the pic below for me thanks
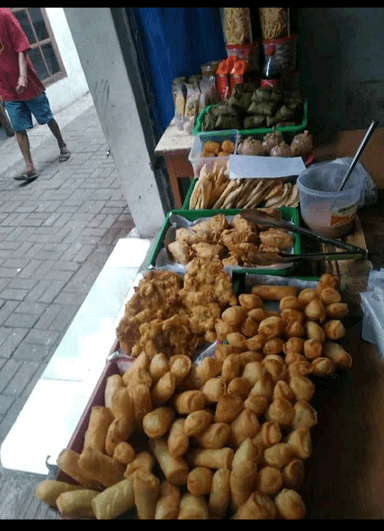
[4,92,53,133]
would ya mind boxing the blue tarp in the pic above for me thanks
[132,8,226,138]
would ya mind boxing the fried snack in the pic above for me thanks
[92,477,135,520]
[221,305,248,326]
[116,270,184,356]
[251,284,298,301]
[289,376,315,402]
[183,357,222,389]
[320,287,342,305]
[258,316,286,339]
[303,338,323,359]
[112,441,135,465]
[227,377,252,400]
[35,480,86,509]
[187,466,213,496]
[310,356,335,377]
[201,377,226,404]
[292,402,317,431]
[209,468,231,518]
[184,410,214,437]
[288,359,312,379]
[83,406,114,454]
[143,406,175,439]
[249,374,275,402]
[273,380,296,403]
[173,390,206,414]
[259,229,294,250]
[252,421,282,453]
[315,273,339,294]
[122,351,150,387]
[168,241,193,264]
[214,393,243,424]
[304,299,326,322]
[78,447,125,488]
[230,438,259,511]
[242,361,266,385]
[279,296,303,311]
[130,383,152,422]
[105,416,134,456]
[221,354,241,383]
[193,421,230,449]
[282,459,305,490]
[169,354,192,386]
[323,341,352,369]
[149,438,189,486]
[263,443,294,468]
[124,451,155,477]
[257,466,284,496]
[241,316,260,337]
[238,293,264,311]
[151,371,177,407]
[167,418,189,457]
[325,302,349,319]
[175,227,199,246]
[244,394,269,416]
[297,287,318,306]
[188,447,234,470]
[304,321,326,343]
[177,493,210,519]
[282,336,305,355]
[56,489,99,519]
[56,449,102,490]
[274,488,306,520]
[104,374,123,409]
[226,332,247,350]
[265,398,295,429]
[323,319,346,340]
[149,352,169,385]
[133,469,160,520]
[263,337,285,356]
[155,481,181,520]
[286,427,312,460]
[232,491,277,520]
[263,356,288,382]
[203,141,221,156]
[228,409,260,448]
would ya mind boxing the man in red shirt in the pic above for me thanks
[0,8,70,181]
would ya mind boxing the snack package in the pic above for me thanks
[174,81,186,131]
[184,82,201,133]
[222,8,253,45]
[260,8,288,40]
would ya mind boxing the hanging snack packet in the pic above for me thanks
[184,82,201,132]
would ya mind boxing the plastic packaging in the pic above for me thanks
[360,268,384,356]
[296,162,364,238]
[261,44,282,89]
[222,8,253,45]
[259,7,288,40]
[262,34,298,75]
[226,42,261,74]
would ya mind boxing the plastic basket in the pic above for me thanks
[193,99,308,144]
[188,130,239,178]
[146,207,301,277]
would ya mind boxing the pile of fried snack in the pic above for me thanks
[167,211,294,268]
[35,263,352,519]
[189,163,299,210]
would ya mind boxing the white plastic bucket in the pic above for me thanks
[296,163,363,237]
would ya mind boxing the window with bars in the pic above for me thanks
[11,8,67,86]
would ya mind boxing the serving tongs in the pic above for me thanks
[241,209,368,265]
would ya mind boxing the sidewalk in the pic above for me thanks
[0,92,138,519]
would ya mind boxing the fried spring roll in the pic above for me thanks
[83,406,114,453]
[142,406,175,439]
[78,447,125,488]
[187,466,213,496]
[155,481,181,520]
[149,438,189,486]
[208,468,231,519]
[133,469,160,520]
[104,374,123,409]
[188,447,234,470]
[35,479,86,509]
[177,493,209,519]
[56,449,101,490]
[92,477,135,520]
[251,284,298,301]
[56,489,99,519]
[167,418,189,457]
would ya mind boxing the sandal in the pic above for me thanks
[14,170,39,181]
[59,147,71,162]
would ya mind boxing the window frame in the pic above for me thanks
[11,7,67,87]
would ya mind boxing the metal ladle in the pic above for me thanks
[336,119,379,192]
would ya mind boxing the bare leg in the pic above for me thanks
[15,130,35,172]
[47,118,66,150]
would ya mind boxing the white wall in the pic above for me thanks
[64,7,165,238]
[43,8,89,116]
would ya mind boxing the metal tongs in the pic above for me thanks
[241,209,368,265]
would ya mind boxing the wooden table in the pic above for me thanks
[293,192,384,519]
[154,120,194,209]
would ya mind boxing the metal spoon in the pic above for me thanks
[337,119,379,192]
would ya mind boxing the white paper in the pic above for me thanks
[229,154,306,179]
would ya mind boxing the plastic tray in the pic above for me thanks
[146,207,301,277]
[188,130,239,178]
[193,99,308,144]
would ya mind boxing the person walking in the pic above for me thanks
[0,8,70,181]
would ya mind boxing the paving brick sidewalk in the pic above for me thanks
[0,100,134,519]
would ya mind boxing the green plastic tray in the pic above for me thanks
[147,207,302,277]
[193,99,308,144]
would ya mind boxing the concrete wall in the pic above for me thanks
[43,8,89,116]
[298,7,384,142]
[63,7,165,238]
